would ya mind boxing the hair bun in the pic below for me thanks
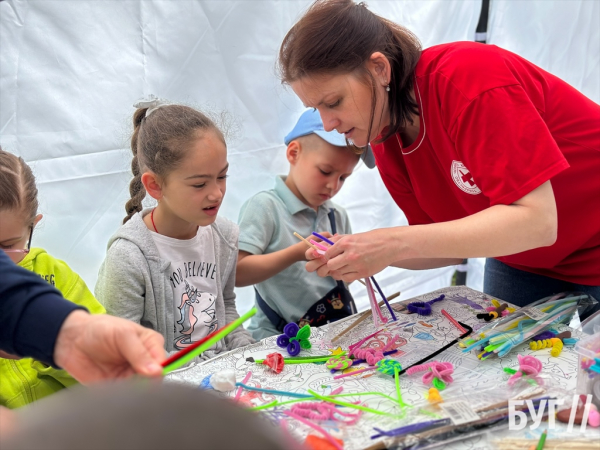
[133,94,171,117]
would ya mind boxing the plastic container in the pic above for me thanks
[575,332,600,409]
[581,309,600,335]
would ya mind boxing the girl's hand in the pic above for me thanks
[306,229,401,282]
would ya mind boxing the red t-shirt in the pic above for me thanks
[371,42,600,285]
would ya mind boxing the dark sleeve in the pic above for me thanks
[0,251,87,366]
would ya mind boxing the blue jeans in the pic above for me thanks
[483,258,600,320]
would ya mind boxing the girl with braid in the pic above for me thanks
[95,98,254,360]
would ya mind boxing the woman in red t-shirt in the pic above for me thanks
[278,0,600,311]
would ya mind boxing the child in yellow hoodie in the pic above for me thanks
[0,148,105,409]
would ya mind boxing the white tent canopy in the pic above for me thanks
[1,0,598,314]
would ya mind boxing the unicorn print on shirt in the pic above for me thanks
[174,279,218,350]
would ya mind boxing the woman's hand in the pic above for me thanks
[305,229,402,282]
[54,311,166,384]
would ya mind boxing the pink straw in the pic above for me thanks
[234,371,252,401]
[283,410,343,450]
[309,239,329,252]
[441,309,467,334]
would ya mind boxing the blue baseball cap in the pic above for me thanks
[284,109,376,169]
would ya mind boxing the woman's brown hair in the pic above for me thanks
[278,0,421,143]
[0,147,39,224]
[124,105,225,224]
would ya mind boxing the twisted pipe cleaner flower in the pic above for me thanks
[350,335,400,366]
[406,361,454,385]
[507,354,543,386]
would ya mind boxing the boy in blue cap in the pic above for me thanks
[236,109,375,340]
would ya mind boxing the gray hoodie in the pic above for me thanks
[95,209,254,360]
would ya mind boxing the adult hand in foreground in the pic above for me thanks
[54,310,166,384]
[305,229,397,282]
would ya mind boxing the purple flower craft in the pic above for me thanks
[276,323,312,356]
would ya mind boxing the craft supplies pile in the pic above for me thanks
[165,287,599,450]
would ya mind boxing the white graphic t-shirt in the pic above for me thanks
[150,226,220,352]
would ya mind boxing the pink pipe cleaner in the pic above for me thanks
[283,410,343,450]
[290,402,363,425]
[407,361,454,385]
[485,306,509,316]
[348,330,383,353]
[365,277,387,327]
[234,371,252,401]
[330,387,344,395]
[350,335,400,366]
[508,354,543,386]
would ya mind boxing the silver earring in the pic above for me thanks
[386,85,390,92]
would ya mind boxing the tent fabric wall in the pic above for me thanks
[1,0,598,315]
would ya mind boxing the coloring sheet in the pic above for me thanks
[166,286,583,450]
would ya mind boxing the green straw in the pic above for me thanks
[248,391,401,411]
[163,307,257,375]
[394,365,406,408]
[253,353,346,364]
[307,389,396,417]
[251,400,280,411]
[285,358,333,364]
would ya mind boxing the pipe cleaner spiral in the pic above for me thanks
[407,294,445,316]
[530,337,564,356]
[326,355,352,371]
[375,359,403,376]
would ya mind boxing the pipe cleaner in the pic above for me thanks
[306,389,396,417]
[261,352,285,373]
[365,277,387,327]
[491,298,516,313]
[407,294,445,316]
[369,276,397,321]
[397,322,472,376]
[466,300,579,358]
[372,418,450,438]
[276,323,312,356]
[310,232,397,322]
[351,349,398,367]
[406,361,454,390]
[333,358,402,379]
[507,354,543,386]
[290,401,363,425]
[530,330,556,341]
[234,371,252,401]
[349,334,400,366]
[326,355,353,371]
[235,383,312,398]
[477,303,508,321]
[348,329,383,353]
